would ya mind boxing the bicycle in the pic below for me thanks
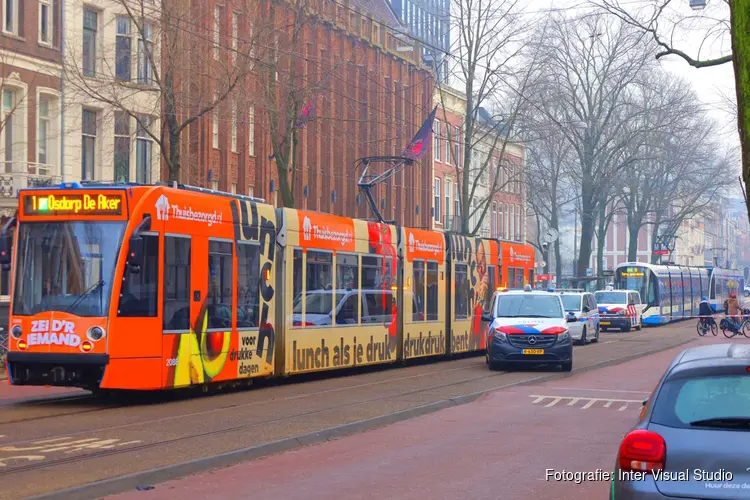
[697,318,718,337]
[720,310,750,338]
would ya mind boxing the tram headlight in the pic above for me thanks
[10,325,22,339]
[87,326,105,341]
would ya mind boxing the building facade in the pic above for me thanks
[184,0,434,229]
[1,0,64,305]
[387,0,449,82]
[431,85,526,240]
[61,0,161,184]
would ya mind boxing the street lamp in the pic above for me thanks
[689,0,706,10]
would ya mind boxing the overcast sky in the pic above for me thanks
[522,0,738,147]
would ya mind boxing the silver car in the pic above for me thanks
[612,343,750,499]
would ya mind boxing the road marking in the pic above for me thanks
[538,387,651,394]
[530,395,643,410]
[0,436,142,462]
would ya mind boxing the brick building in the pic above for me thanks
[1,0,63,308]
[177,0,435,229]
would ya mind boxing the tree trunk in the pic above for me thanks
[576,201,596,277]
[730,2,750,224]
[627,221,640,262]
[596,202,606,276]
[164,69,180,183]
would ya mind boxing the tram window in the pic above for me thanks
[291,248,303,327]
[118,234,158,317]
[335,253,359,326]
[305,251,333,321]
[485,265,496,311]
[413,260,425,321]
[336,253,359,292]
[426,261,439,321]
[528,269,534,286]
[362,255,384,289]
[163,236,191,332]
[237,242,261,328]
[207,241,233,330]
[0,268,8,296]
[455,263,469,319]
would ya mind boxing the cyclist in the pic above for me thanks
[699,296,715,330]
[726,292,741,333]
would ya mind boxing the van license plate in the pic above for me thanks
[522,349,544,355]
[600,321,611,325]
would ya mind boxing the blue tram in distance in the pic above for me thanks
[613,262,743,326]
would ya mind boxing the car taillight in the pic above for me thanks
[618,430,666,473]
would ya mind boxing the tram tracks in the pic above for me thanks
[0,329,694,483]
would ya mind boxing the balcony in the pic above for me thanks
[0,162,61,199]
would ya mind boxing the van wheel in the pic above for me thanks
[577,328,587,345]
[635,321,642,331]
[489,361,505,371]
[591,325,600,343]
[561,362,572,372]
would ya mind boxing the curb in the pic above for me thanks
[29,335,697,500]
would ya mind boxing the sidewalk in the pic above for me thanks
[107,334,731,500]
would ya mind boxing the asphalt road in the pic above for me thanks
[109,332,735,500]
[0,321,709,499]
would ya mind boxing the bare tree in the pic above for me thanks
[521,113,577,283]
[62,0,261,183]
[596,0,750,226]
[436,0,537,236]
[528,14,653,277]
[0,53,33,177]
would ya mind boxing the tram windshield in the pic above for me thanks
[12,221,126,316]
[614,267,648,301]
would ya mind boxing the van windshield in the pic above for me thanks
[561,295,582,311]
[595,291,626,304]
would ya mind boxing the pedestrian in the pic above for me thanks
[726,292,741,332]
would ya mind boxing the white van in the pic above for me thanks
[594,289,643,332]
[559,291,600,344]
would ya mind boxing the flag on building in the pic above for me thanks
[402,105,438,160]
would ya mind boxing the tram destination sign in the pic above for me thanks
[22,192,124,217]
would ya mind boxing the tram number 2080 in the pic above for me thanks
[166,358,178,367]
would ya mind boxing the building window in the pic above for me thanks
[504,204,509,238]
[114,111,130,182]
[3,0,18,34]
[433,177,440,222]
[115,16,131,81]
[248,106,255,156]
[136,115,152,183]
[2,88,16,174]
[510,205,515,242]
[231,12,238,64]
[444,179,451,224]
[230,183,236,194]
[137,22,153,85]
[82,9,98,77]
[231,101,237,152]
[498,204,504,238]
[491,202,497,237]
[433,119,441,161]
[248,185,254,197]
[39,0,52,44]
[213,6,220,60]
[37,95,50,166]
[81,108,97,181]
[454,126,460,167]
[212,94,219,148]
[445,125,451,164]
[516,204,522,241]
[211,180,218,191]
[454,183,460,217]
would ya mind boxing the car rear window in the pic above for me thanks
[651,374,750,429]
[561,295,581,311]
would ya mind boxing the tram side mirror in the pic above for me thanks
[0,233,11,271]
[126,236,144,274]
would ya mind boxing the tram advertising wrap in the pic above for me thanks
[614,262,741,325]
[2,182,536,392]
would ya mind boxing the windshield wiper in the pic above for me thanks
[689,417,750,429]
[65,280,105,314]
[520,314,555,318]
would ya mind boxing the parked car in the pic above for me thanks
[612,343,750,499]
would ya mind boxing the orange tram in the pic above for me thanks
[0,182,535,391]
